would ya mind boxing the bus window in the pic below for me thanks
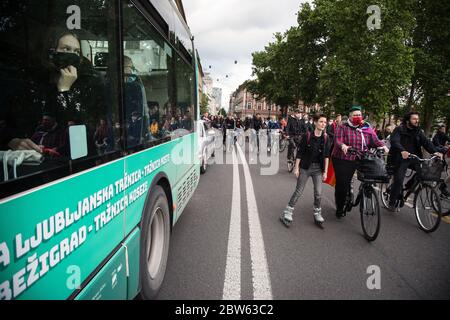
[176,54,196,134]
[122,2,175,149]
[0,0,120,198]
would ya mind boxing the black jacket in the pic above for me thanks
[296,131,331,172]
[285,116,305,136]
[252,117,264,131]
[388,124,437,166]
[223,118,236,130]
[432,131,450,149]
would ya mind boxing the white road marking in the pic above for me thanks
[222,148,241,300]
[236,144,273,300]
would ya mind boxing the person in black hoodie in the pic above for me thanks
[281,114,331,228]
[387,112,442,209]
[1,31,105,156]
[432,125,450,152]
[222,114,236,147]
[432,125,450,198]
[252,114,265,153]
[285,110,306,160]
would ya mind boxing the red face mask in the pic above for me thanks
[352,116,363,126]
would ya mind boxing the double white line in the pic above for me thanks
[222,144,273,300]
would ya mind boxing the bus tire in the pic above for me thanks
[139,185,171,300]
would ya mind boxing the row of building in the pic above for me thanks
[228,83,321,119]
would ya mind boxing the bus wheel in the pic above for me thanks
[140,185,171,300]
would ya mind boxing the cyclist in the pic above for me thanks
[253,114,264,153]
[432,125,450,198]
[234,117,244,145]
[432,125,450,151]
[222,113,236,147]
[332,105,389,219]
[281,114,331,228]
[386,112,442,210]
[267,116,281,152]
[285,109,306,161]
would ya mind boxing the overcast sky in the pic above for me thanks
[183,0,308,111]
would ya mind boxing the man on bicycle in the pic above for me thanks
[222,114,236,147]
[253,113,265,153]
[267,116,281,152]
[432,125,450,198]
[387,112,442,210]
[285,109,306,161]
[332,105,389,218]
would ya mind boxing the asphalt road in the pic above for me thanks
[156,140,450,300]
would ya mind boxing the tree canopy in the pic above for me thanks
[247,0,450,133]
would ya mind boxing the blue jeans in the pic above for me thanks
[288,163,323,209]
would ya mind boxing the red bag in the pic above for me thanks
[325,159,336,187]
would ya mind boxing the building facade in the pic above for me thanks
[229,84,282,119]
[229,83,322,119]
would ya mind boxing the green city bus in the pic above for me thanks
[0,0,200,300]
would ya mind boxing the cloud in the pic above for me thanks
[183,0,307,111]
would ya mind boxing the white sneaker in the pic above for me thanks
[281,206,294,227]
[313,208,324,223]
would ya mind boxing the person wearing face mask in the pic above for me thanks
[331,106,389,219]
[1,31,104,157]
[386,112,442,210]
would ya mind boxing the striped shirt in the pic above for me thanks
[332,122,385,161]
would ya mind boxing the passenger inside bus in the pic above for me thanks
[123,56,148,148]
[31,112,67,158]
[1,30,109,182]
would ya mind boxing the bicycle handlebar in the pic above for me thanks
[347,147,385,157]
[408,154,440,162]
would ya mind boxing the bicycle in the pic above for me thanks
[437,150,450,216]
[224,129,234,152]
[380,154,443,233]
[279,132,289,153]
[234,128,245,147]
[342,148,386,242]
[268,129,280,154]
[286,136,298,173]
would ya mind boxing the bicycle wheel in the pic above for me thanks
[414,185,441,233]
[280,138,287,153]
[287,158,294,172]
[379,182,391,209]
[271,137,279,154]
[360,186,381,242]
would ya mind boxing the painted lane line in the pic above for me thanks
[222,148,241,300]
[236,144,273,300]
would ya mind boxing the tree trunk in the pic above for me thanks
[422,99,434,137]
[406,79,416,111]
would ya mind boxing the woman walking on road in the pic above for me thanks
[281,114,331,228]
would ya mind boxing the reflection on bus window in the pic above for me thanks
[0,0,120,194]
[122,1,197,147]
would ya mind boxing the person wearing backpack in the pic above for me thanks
[280,114,331,228]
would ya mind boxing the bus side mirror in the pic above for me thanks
[69,125,88,160]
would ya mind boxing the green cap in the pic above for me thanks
[350,105,362,112]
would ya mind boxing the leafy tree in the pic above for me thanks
[200,93,210,115]
[410,0,450,133]
[219,108,227,117]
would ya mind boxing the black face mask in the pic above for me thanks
[49,51,81,70]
